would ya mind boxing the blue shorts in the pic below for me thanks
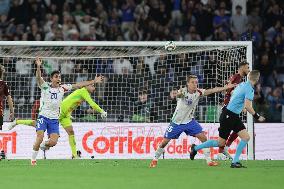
[164,119,203,139]
[36,115,60,135]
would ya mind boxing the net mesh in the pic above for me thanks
[0,44,247,123]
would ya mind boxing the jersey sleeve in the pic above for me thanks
[245,87,254,101]
[3,82,10,96]
[229,74,241,84]
[61,84,73,93]
[81,90,104,113]
[197,88,206,96]
[39,82,49,90]
[177,88,186,99]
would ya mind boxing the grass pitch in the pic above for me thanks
[0,159,283,189]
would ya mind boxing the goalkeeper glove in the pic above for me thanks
[101,111,107,119]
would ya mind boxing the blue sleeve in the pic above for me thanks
[245,87,254,101]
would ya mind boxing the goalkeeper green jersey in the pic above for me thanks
[60,87,103,115]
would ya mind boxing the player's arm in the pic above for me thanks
[81,90,107,118]
[35,57,45,86]
[203,83,236,96]
[7,95,14,121]
[244,88,265,122]
[4,82,14,120]
[176,86,185,98]
[72,75,104,89]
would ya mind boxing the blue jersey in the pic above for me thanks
[227,81,254,114]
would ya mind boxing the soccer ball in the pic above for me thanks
[164,41,176,51]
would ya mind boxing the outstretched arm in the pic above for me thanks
[203,83,236,96]
[81,90,106,113]
[72,75,104,89]
[82,91,107,119]
[35,57,45,86]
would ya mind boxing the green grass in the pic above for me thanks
[0,159,283,189]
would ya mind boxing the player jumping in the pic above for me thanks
[190,70,265,168]
[59,83,107,159]
[8,74,106,159]
[149,75,236,168]
[31,57,103,165]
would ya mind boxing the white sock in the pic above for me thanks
[31,150,38,161]
[154,147,165,160]
[40,141,50,150]
[203,148,212,163]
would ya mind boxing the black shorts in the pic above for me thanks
[0,116,3,130]
[218,108,246,140]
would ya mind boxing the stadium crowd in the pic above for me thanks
[0,0,283,122]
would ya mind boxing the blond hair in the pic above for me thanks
[248,70,260,82]
[187,75,198,82]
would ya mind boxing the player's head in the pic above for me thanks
[85,84,96,93]
[238,61,250,76]
[187,75,198,91]
[170,88,178,99]
[50,70,61,86]
[248,70,260,85]
[138,90,148,103]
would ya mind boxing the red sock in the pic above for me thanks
[226,132,238,147]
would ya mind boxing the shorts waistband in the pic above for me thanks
[223,107,239,117]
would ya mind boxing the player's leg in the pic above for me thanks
[60,114,78,158]
[190,110,232,160]
[186,119,218,161]
[31,117,47,165]
[149,137,171,168]
[8,119,36,130]
[154,138,171,159]
[188,120,218,166]
[40,118,60,150]
[217,110,235,160]
[44,133,59,147]
[31,130,44,165]
[194,132,218,166]
[231,120,249,168]
[218,131,238,160]
[149,123,182,168]
[226,131,238,147]
[64,126,78,159]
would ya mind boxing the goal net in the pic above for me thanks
[0,41,254,159]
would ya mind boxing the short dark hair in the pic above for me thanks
[187,75,198,82]
[171,87,178,91]
[238,61,249,68]
[50,70,60,78]
[138,90,147,96]
[236,5,242,10]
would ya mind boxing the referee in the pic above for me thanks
[190,70,265,168]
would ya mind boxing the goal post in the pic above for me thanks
[0,41,254,159]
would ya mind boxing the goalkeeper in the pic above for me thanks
[8,81,107,159]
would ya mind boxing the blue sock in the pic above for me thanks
[194,140,218,151]
[233,140,248,163]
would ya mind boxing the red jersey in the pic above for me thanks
[0,80,10,116]
[223,73,242,106]
[31,99,40,120]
